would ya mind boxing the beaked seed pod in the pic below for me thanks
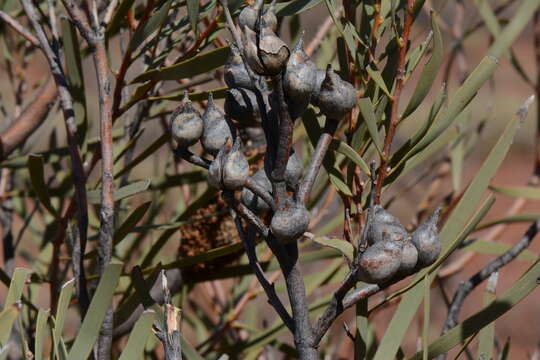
[257,20,290,75]
[224,88,262,126]
[285,150,303,187]
[202,93,232,156]
[222,138,249,190]
[270,198,310,242]
[241,168,272,213]
[224,44,253,90]
[261,0,277,32]
[170,92,203,147]
[365,205,408,245]
[312,65,356,120]
[396,241,419,277]
[311,68,327,100]
[283,34,317,118]
[356,240,402,284]
[243,26,266,75]
[411,208,442,268]
[238,0,263,31]
[207,138,249,190]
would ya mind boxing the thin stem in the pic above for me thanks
[298,120,338,203]
[0,10,40,46]
[174,147,212,169]
[21,0,90,317]
[244,177,277,211]
[232,215,294,331]
[374,0,414,203]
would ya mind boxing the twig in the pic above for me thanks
[174,147,212,169]
[231,214,294,331]
[440,217,540,336]
[374,0,414,203]
[0,77,57,161]
[0,10,40,47]
[157,271,182,360]
[244,177,276,211]
[21,0,90,317]
[298,120,338,203]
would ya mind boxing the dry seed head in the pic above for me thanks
[411,208,442,268]
[222,138,249,190]
[313,65,356,120]
[270,198,310,242]
[243,26,266,74]
[170,92,203,147]
[356,240,402,284]
[238,0,263,31]
[224,44,253,90]
[224,88,262,126]
[257,20,290,75]
[396,241,419,277]
[241,168,273,213]
[283,33,317,118]
[365,205,408,245]
[202,93,233,156]
[285,150,303,187]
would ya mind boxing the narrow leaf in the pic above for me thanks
[129,0,172,52]
[28,155,58,217]
[402,12,443,118]
[118,310,155,360]
[35,309,49,360]
[86,180,151,204]
[187,0,199,34]
[330,140,371,176]
[358,98,383,154]
[67,263,123,360]
[312,236,354,263]
[131,47,230,83]
[489,184,540,199]
[366,66,392,98]
[53,279,75,356]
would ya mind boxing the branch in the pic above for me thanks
[244,177,276,211]
[0,77,57,161]
[0,10,40,47]
[374,0,414,203]
[440,217,540,337]
[174,147,212,169]
[298,120,338,203]
[21,0,90,317]
[231,213,294,331]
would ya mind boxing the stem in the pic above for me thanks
[298,120,338,203]
[374,0,414,203]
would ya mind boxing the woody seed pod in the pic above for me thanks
[261,0,278,32]
[356,240,402,284]
[396,241,419,277]
[202,93,233,156]
[238,0,263,31]
[365,205,408,245]
[241,168,273,213]
[207,138,249,190]
[222,138,249,190]
[257,20,290,75]
[243,26,266,75]
[170,92,204,147]
[411,208,442,268]
[313,65,356,120]
[270,198,310,242]
[285,150,303,187]
[311,68,327,100]
[224,88,262,126]
[224,44,253,90]
[283,34,317,118]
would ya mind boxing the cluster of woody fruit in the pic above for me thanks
[168,0,442,284]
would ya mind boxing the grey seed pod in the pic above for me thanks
[283,34,317,118]
[224,44,253,90]
[257,21,290,75]
[365,205,408,245]
[270,198,310,242]
[356,240,402,284]
[224,88,262,126]
[207,145,226,189]
[411,208,442,268]
[243,26,266,75]
[202,93,233,156]
[222,138,249,190]
[311,68,327,100]
[285,150,303,187]
[396,241,419,277]
[261,0,278,32]
[241,168,272,213]
[312,65,356,120]
[238,0,263,31]
[170,92,204,147]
